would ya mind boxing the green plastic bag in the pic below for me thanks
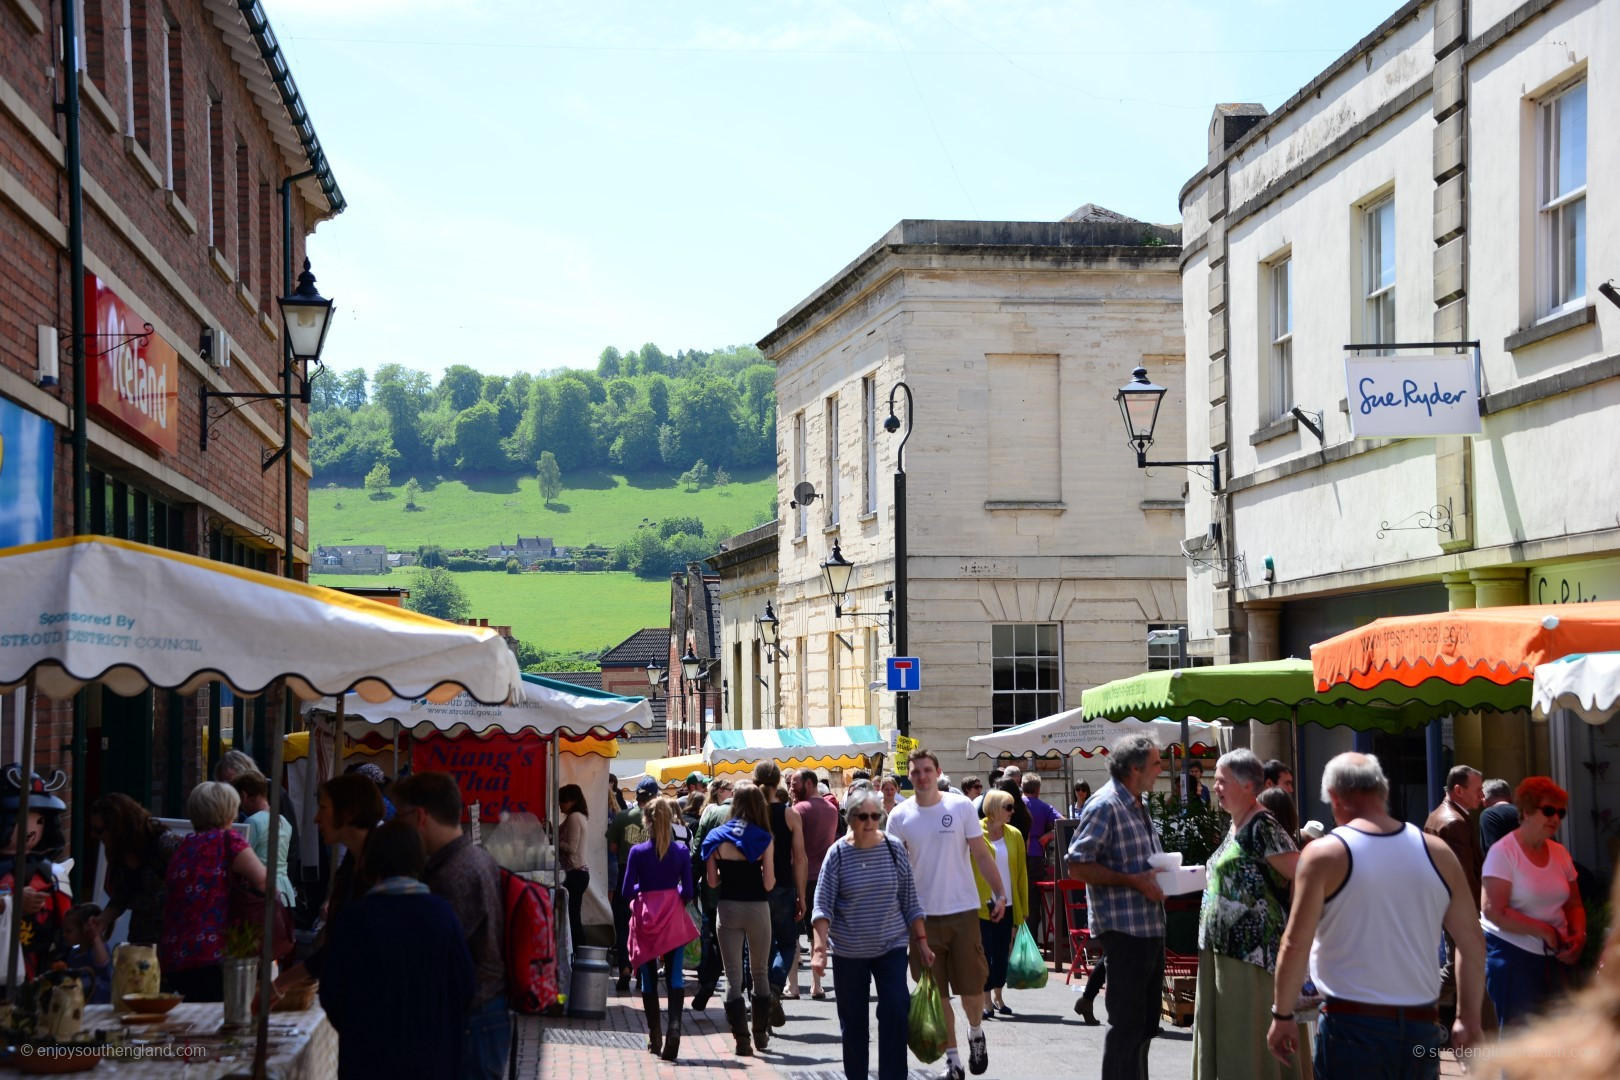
[908,969,948,1064]
[683,903,702,967]
[1007,924,1049,989]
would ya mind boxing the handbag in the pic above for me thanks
[227,872,294,962]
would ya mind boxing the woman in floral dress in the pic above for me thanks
[159,782,268,1001]
[1192,749,1300,1079]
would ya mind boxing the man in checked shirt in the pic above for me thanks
[1067,734,1167,1080]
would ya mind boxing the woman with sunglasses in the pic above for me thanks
[810,785,928,1080]
[1480,776,1585,1028]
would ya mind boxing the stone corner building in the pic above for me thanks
[758,212,1189,779]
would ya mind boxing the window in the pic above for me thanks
[235,141,251,291]
[163,17,183,193]
[125,0,151,149]
[862,374,879,515]
[825,394,840,526]
[793,411,807,538]
[991,624,1060,730]
[1363,197,1395,348]
[864,627,879,727]
[1267,257,1293,421]
[83,1,105,81]
[987,354,1060,500]
[1540,80,1587,314]
[1146,624,1214,670]
[259,180,273,311]
[827,632,842,727]
[750,640,763,729]
[206,94,223,244]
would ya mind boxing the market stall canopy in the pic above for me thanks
[1310,602,1620,707]
[0,536,523,704]
[644,754,734,784]
[703,725,886,772]
[309,672,652,739]
[1532,652,1620,724]
[1082,659,1452,733]
[967,708,1222,759]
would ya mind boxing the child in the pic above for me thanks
[61,904,111,1004]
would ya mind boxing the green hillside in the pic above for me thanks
[311,468,775,551]
[311,568,669,655]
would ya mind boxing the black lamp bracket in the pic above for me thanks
[68,322,155,359]
[833,604,895,645]
[1133,450,1223,494]
[1377,500,1454,540]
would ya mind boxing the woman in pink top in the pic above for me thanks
[622,797,697,1062]
[159,782,268,1002]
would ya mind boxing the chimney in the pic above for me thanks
[1209,103,1268,161]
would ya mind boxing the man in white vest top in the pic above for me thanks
[1266,753,1484,1077]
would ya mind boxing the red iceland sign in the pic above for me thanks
[84,274,179,452]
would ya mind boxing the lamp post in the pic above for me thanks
[681,647,710,755]
[1114,366,1221,493]
[884,382,913,736]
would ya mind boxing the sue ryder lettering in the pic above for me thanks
[1358,377,1468,417]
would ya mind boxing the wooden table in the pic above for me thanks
[0,1002,336,1078]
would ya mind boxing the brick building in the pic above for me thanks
[0,0,343,820]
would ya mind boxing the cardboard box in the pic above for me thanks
[1154,865,1207,895]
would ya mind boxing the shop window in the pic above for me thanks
[1362,196,1395,349]
[991,623,1060,730]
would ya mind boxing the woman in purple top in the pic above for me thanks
[621,797,697,1062]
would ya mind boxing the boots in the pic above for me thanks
[724,998,753,1056]
[1073,992,1097,1025]
[690,982,714,1011]
[641,992,663,1056]
[660,989,684,1062]
[751,993,773,1051]
[769,990,786,1028]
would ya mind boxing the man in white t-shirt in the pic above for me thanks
[887,748,1008,1080]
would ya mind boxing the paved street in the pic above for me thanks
[517,961,1196,1080]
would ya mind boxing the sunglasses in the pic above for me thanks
[1538,806,1567,819]
[851,812,883,822]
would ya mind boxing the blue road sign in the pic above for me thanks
[887,656,921,692]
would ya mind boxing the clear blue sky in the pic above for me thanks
[272,0,1399,378]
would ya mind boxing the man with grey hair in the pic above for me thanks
[1478,778,1518,854]
[1067,734,1166,1079]
[1266,753,1484,1078]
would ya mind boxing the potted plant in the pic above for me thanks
[221,920,261,1032]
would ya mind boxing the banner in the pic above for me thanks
[0,398,54,547]
[1345,352,1480,438]
[411,731,547,823]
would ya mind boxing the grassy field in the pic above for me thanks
[310,467,775,551]
[310,568,669,655]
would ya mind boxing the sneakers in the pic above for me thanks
[967,1028,988,1076]
[936,1061,965,1080]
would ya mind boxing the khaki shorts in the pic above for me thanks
[910,908,989,997]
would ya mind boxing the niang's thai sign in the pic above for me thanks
[1345,353,1481,438]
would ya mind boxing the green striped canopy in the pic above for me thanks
[1079,658,1521,733]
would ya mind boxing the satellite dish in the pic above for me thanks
[790,482,819,509]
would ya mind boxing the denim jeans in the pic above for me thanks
[1100,931,1163,1080]
[1314,1009,1443,1080]
[1485,931,1566,1030]
[461,994,510,1080]
[832,946,910,1080]
[766,882,798,991]
[638,949,686,993]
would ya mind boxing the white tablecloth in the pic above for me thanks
[0,1002,336,1078]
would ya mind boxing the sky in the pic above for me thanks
[269,0,1402,379]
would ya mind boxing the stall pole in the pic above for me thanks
[252,686,292,1079]
[5,673,37,1000]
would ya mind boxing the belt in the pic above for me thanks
[1321,997,1439,1022]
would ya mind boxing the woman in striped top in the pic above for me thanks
[810,785,931,1080]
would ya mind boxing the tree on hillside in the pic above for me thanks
[408,567,470,622]
[453,400,504,469]
[548,378,596,469]
[659,516,704,539]
[365,460,391,498]
[403,477,422,510]
[715,466,731,486]
[372,364,431,470]
[438,365,484,412]
[610,405,662,472]
[597,346,624,379]
[679,459,711,492]
[669,376,740,467]
[537,451,563,506]
[418,544,446,568]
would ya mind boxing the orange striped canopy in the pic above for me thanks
[1311,601,1620,693]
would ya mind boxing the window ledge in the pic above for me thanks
[822,523,840,536]
[6,0,44,34]
[984,500,1066,512]
[1505,305,1595,352]
[790,533,808,546]
[856,511,878,524]
[1250,415,1299,445]
[208,246,234,283]
[257,310,278,341]
[124,136,162,190]
[234,281,258,315]
[1140,499,1184,511]
[165,191,197,235]
[78,73,118,133]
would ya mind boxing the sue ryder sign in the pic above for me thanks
[1345,352,1481,438]
[85,274,179,452]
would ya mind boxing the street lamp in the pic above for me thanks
[681,647,714,754]
[1115,366,1222,492]
[757,602,783,659]
[821,543,855,617]
[645,661,664,700]
[884,381,913,737]
[277,258,336,389]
